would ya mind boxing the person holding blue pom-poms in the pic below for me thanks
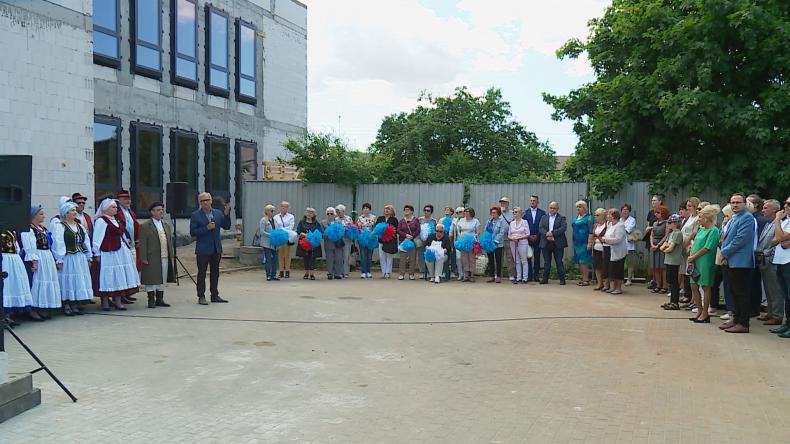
[335,204,353,277]
[455,207,481,282]
[485,206,510,283]
[417,204,437,281]
[398,204,420,280]
[424,223,452,283]
[259,205,280,281]
[322,207,344,280]
[375,205,399,279]
[296,207,322,280]
[356,203,377,279]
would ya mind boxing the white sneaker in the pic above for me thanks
[434,276,441,283]
[692,307,699,313]
[719,312,730,320]
[398,274,404,280]
[458,275,464,281]
[624,280,633,286]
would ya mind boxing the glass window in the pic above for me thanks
[205,136,230,203]
[170,130,199,216]
[172,0,197,86]
[235,140,257,217]
[236,20,257,104]
[131,123,163,216]
[133,0,162,77]
[94,117,122,208]
[93,0,120,66]
[206,6,229,95]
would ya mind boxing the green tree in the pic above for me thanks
[371,87,556,183]
[279,132,377,186]
[544,0,789,198]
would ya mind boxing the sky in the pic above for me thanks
[299,0,610,156]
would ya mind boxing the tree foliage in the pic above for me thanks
[371,87,557,183]
[544,0,789,198]
[279,132,379,186]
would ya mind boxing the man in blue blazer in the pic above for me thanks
[720,193,757,333]
[538,201,568,285]
[523,195,546,282]
[190,192,232,305]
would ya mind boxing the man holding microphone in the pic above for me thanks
[190,193,231,305]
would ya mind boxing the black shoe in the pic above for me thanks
[72,304,85,315]
[155,291,170,307]
[539,280,548,285]
[63,305,75,316]
[310,275,315,280]
[86,299,96,304]
[303,273,309,280]
[121,297,135,305]
[147,292,156,309]
[693,318,710,323]
[198,296,208,305]
[279,271,284,278]
[559,281,566,285]
[127,296,137,301]
[328,275,334,280]
[210,297,228,303]
[334,275,343,280]
[285,271,290,278]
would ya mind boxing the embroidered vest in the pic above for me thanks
[63,223,89,254]
[0,230,17,254]
[100,216,123,252]
[31,225,51,250]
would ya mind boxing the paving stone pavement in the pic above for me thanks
[3,272,790,443]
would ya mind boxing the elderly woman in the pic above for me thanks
[572,200,593,286]
[2,228,33,326]
[375,205,399,279]
[357,203,377,279]
[650,205,671,294]
[451,206,466,280]
[323,207,344,280]
[715,204,736,318]
[52,201,93,316]
[508,207,531,284]
[621,204,637,286]
[335,204,353,277]
[660,214,684,310]
[21,205,61,320]
[457,207,481,282]
[486,206,509,283]
[93,198,140,311]
[603,208,628,294]
[680,197,702,303]
[296,207,322,280]
[771,197,790,337]
[259,205,279,281]
[591,208,609,291]
[398,204,420,280]
[688,205,721,323]
[424,223,452,283]
[417,204,437,281]
[273,201,295,279]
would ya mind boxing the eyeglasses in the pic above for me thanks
[200,199,211,203]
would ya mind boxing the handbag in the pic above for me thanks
[627,229,643,242]
[474,254,488,275]
[526,244,534,259]
[252,228,262,247]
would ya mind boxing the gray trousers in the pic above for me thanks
[325,246,344,277]
[342,240,351,274]
[760,262,784,320]
[416,246,427,274]
[503,240,514,278]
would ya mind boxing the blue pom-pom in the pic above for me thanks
[269,229,290,247]
[454,235,475,252]
[424,248,436,263]
[480,231,497,253]
[440,216,453,230]
[359,230,379,249]
[325,222,345,242]
[399,239,415,252]
[307,230,323,248]
[372,222,388,239]
[346,225,360,240]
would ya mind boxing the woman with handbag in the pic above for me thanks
[259,205,279,281]
[486,206,509,283]
[417,204,437,280]
[397,205,420,280]
[621,204,639,286]
[296,207,322,280]
[356,203,377,279]
[375,205,399,279]
[688,205,721,323]
[508,207,531,284]
[591,208,609,291]
[603,208,628,294]
[456,208,481,282]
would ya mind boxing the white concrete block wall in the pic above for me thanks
[262,15,307,131]
[0,1,95,218]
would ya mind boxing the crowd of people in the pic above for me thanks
[4,189,790,338]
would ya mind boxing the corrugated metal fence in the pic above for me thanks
[356,183,465,216]
[242,181,353,246]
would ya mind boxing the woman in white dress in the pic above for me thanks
[21,205,61,320]
[52,201,93,315]
[93,199,140,311]
[1,229,33,327]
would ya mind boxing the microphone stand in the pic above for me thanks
[170,214,196,286]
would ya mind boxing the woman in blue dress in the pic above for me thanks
[572,200,593,286]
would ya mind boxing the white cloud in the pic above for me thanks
[300,0,609,152]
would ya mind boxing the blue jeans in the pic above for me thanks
[360,246,373,274]
[263,248,278,279]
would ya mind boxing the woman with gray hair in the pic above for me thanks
[296,207,322,280]
[259,204,280,281]
[323,207,344,280]
[335,204,353,277]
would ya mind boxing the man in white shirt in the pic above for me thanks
[770,198,790,337]
[274,201,295,278]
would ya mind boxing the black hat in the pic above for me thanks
[148,201,164,211]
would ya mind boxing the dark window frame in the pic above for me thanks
[130,121,164,217]
[204,134,231,204]
[235,18,257,105]
[93,115,123,208]
[169,129,200,217]
[234,139,258,218]
[130,0,163,79]
[170,0,198,89]
[205,4,230,97]
[93,0,121,68]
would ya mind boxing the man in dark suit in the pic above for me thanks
[522,195,546,282]
[538,201,567,285]
[190,192,231,305]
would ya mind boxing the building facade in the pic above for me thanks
[1,0,307,227]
